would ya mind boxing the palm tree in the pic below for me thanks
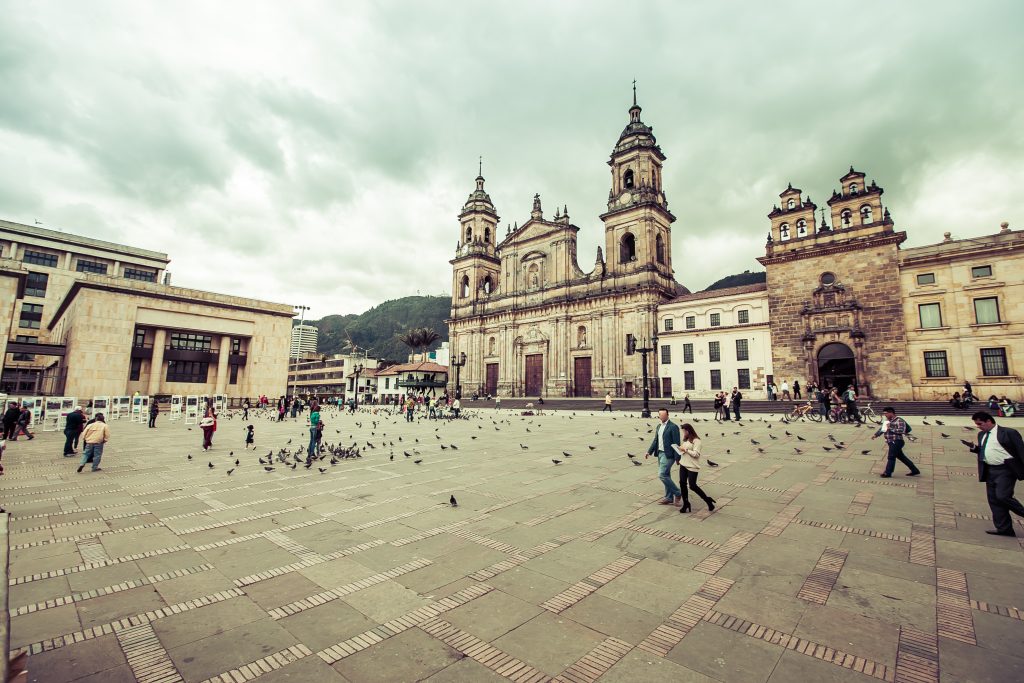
[398,327,440,362]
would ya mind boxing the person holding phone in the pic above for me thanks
[964,411,1024,536]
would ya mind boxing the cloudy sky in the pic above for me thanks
[2,1,1022,319]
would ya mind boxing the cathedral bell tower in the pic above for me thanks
[450,162,501,309]
[599,89,676,288]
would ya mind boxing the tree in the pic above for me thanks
[399,326,441,362]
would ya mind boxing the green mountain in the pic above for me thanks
[307,295,451,363]
[703,270,766,292]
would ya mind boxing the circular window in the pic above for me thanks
[820,272,836,286]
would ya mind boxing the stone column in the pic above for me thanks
[215,334,231,395]
[148,329,167,396]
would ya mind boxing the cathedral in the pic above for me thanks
[447,96,685,398]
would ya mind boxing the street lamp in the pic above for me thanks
[351,363,364,408]
[451,351,467,399]
[289,305,310,400]
[631,328,659,418]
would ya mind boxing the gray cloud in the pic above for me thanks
[0,0,1021,318]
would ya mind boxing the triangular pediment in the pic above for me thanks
[499,218,578,250]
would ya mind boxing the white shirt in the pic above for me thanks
[981,426,1012,466]
[781,382,789,392]
[657,422,668,454]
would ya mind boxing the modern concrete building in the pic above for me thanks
[290,324,318,358]
[1,219,293,399]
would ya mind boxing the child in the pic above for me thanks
[245,424,255,449]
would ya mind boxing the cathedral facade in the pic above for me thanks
[447,99,683,398]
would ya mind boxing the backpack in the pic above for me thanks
[904,421,912,434]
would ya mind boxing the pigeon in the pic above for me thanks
[822,447,832,452]
[319,468,326,473]
[390,454,394,461]
[861,450,872,455]
[751,440,760,445]
[588,446,596,450]
[404,451,412,457]
[940,433,950,439]
[757,448,765,453]
[234,459,240,466]
[627,453,636,459]
[563,451,573,457]
[935,420,945,426]
[520,444,529,449]
[208,462,214,468]
[797,435,806,441]
[226,468,235,475]
[187,454,192,460]
[631,460,642,466]
[450,445,458,450]
[551,459,562,465]
[440,445,448,450]
[264,466,275,471]
[414,459,423,464]
[794,448,803,454]
[449,495,458,507]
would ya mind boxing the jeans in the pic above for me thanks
[883,440,920,476]
[308,427,319,458]
[658,452,682,500]
[13,424,32,439]
[733,403,741,421]
[148,414,157,428]
[81,443,104,470]
[985,465,1024,534]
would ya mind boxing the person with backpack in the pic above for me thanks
[843,385,862,424]
[872,407,920,478]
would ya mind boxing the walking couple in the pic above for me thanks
[645,408,715,513]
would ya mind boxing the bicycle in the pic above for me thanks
[827,405,852,424]
[859,402,883,425]
[787,402,823,422]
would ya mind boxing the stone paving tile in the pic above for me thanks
[3,409,1022,683]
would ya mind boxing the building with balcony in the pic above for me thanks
[377,361,449,401]
[290,324,318,357]
[286,353,378,398]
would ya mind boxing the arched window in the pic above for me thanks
[623,169,635,189]
[860,205,873,224]
[655,234,665,264]
[577,326,587,348]
[849,183,859,194]
[620,233,636,262]
[484,227,491,243]
[820,272,836,286]
[840,210,852,228]
[487,337,496,355]
[796,219,807,237]
[787,198,796,209]
[527,263,540,289]
[465,226,473,242]
[460,274,470,298]
[779,223,790,241]
[482,275,493,294]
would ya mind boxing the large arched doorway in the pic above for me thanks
[817,342,856,392]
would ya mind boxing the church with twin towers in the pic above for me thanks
[447,93,685,399]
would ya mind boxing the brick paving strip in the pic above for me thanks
[792,518,911,543]
[619,524,721,549]
[174,507,304,535]
[704,480,786,494]
[261,529,323,562]
[21,588,245,655]
[701,608,895,682]
[9,544,193,586]
[75,537,111,564]
[775,481,808,504]
[11,564,214,617]
[932,500,957,529]
[893,625,939,683]
[636,576,734,657]
[540,555,643,614]
[847,491,874,516]
[267,558,431,619]
[909,524,936,566]
[693,531,756,574]
[796,547,848,604]
[351,503,447,530]
[468,534,577,582]
[578,507,651,543]
[115,622,185,683]
[813,470,835,485]
[690,496,734,521]
[759,504,802,537]
[10,521,167,550]
[970,599,1024,620]
[419,618,552,682]
[551,636,633,683]
[522,501,590,527]
[233,539,387,588]
[197,645,313,683]
[755,464,783,479]
[935,568,976,645]
[191,518,330,553]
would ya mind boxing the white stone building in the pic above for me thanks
[657,283,774,399]
[290,324,318,358]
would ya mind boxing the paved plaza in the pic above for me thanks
[2,406,1023,683]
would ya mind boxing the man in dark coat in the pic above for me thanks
[2,401,21,440]
[966,411,1024,537]
[63,407,86,457]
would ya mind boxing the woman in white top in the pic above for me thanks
[677,424,716,514]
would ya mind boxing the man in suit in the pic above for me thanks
[646,408,682,505]
[966,411,1024,536]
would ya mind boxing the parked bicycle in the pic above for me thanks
[787,402,823,422]
[859,402,883,424]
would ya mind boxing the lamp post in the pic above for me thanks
[451,351,467,399]
[289,305,309,400]
[351,363,364,408]
[632,328,659,418]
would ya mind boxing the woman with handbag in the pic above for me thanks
[200,400,217,450]
[676,423,716,513]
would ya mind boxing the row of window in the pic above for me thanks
[918,297,1000,328]
[664,310,750,332]
[18,303,43,329]
[923,348,1009,378]
[127,359,240,384]
[778,206,875,241]
[666,369,752,393]
[661,339,750,365]
[21,250,157,281]
[916,265,992,286]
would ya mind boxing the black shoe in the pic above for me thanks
[707,498,716,512]
[880,474,892,478]
[908,471,921,477]
[76,464,84,473]
[985,529,1017,537]
[679,501,692,513]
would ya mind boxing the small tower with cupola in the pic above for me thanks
[451,162,501,310]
